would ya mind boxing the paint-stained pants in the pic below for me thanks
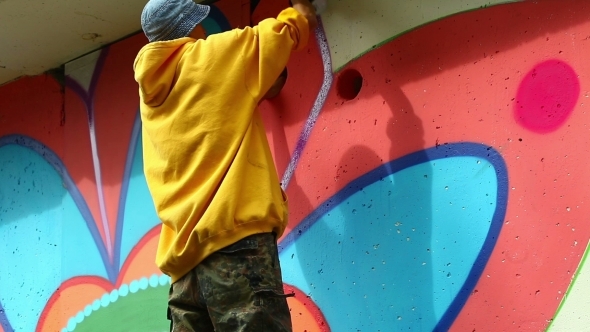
[167,233,293,332]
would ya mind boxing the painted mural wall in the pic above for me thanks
[1,0,590,331]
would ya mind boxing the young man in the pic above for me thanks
[134,0,317,330]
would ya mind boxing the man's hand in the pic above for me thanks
[291,0,318,31]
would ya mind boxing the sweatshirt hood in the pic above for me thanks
[134,38,192,107]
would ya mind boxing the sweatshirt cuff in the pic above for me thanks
[277,7,311,52]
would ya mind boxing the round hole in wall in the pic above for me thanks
[337,68,363,101]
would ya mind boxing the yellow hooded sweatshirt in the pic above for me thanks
[133,8,310,283]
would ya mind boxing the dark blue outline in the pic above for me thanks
[64,48,109,119]
[0,300,12,332]
[278,142,509,331]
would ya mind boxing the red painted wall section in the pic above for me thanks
[0,75,64,156]
[2,0,590,331]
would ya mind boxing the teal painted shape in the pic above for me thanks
[61,190,110,281]
[0,144,107,332]
[202,17,222,36]
[280,156,498,331]
[119,134,160,270]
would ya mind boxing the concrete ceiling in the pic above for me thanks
[0,0,149,86]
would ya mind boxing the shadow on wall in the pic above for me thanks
[278,59,437,329]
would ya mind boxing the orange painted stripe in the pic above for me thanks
[37,276,113,332]
[285,284,331,332]
[118,226,162,286]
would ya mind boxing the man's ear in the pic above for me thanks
[188,24,207,39]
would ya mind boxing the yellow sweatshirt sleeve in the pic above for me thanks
[242,7,310,101]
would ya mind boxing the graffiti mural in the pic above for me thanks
[2,0,590,331]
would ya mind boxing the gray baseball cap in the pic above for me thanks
[141,0,210,42]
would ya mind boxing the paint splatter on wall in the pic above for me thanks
[2,0,590,331]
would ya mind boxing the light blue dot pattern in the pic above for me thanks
[66,317,77,332]
[65,274,171,331]
[100,293,110,307]
[92,299,101,311]
[139,277,149,290]
[130,280,139,293]
[110,289,119,302]
[159,274,170,286]
[149,274,159,287]
[75,311,84,323]
[119,284,129,297]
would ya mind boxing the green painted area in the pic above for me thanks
[547,240,590,331]
[74,285,169,332]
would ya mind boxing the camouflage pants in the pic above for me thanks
[167,233,293,332]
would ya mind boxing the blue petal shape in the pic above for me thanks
[116,115,161,270]
[0,136,108,332]
[279,142,508,331]
[62,192,110,281]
